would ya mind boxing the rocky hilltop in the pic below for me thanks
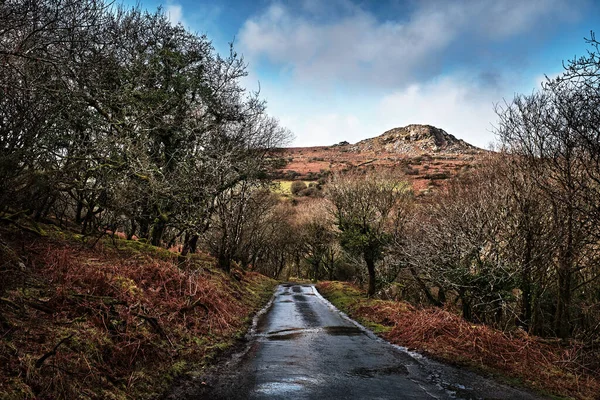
[276,124,485,191]
[351,124,479,155]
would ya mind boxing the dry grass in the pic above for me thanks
[317,281,600,400]
[0,227,276,399]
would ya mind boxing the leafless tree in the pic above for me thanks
[326,169,411,296]
[496,34,600,337]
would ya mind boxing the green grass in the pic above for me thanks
[316,281,392,334]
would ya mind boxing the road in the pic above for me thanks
[167,284,547,399]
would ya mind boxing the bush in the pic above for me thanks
[290,181,307,195]
[299,186,319,197]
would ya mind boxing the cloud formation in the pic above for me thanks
[238,0,577,88]
[234,0,590,146]
[268,73,507,148]
[165,2,185,26]
[376,75,503,148]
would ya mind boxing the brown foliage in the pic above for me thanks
[0,231,275,399]
[319,281,600,400]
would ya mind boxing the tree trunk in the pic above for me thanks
[554,205,574,340]
[520,271,532,331]
[34,195,50,221]
[519,231,533,331]
[218,250,231,272]
[408,265,442,307]
[139,218,150,240]
[126,219,136,240]
[437,285,447,304]
[365,254,376,297]
[81,206,94,234]
[531,286,544,336]
[295,253,301,278]
[75,200,84,224]
[460,289,472,321]
[150,220,165,247]
[555,266,572,339]
[181,233,198,256]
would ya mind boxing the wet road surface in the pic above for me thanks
[170,284,547,399]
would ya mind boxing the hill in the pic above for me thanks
[351,124,479,155]
[275,124,485,193]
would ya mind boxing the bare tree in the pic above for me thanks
[326,170,411,296]
[496,35,600,337]
[295,200,337,281]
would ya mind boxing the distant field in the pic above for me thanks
[274,180,318,195]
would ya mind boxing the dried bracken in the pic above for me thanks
[317,281,600,400]
[0,230,275,399]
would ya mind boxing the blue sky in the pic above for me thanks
[124,0,599,148]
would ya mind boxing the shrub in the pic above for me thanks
[290,181,307,195]
[299,186,319,197]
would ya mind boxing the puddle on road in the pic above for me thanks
[324,326,363,336]
[295,301,320,327]
[267,332,304,341]
[268,327,304,335]
[293,294,308,302]
[254,376,319,396]
[348,365,409,378]
[255,381,304,395]
[292,286,303,293]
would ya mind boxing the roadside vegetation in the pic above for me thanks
[0,224,276,399]
[0,1,284,398]
[291,34,600,399]
[317,281,600,400]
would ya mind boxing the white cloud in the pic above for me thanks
[376,76,503,148]
[300,113,363,146]
[236,0,585,148]
[238,0,576,88]
[166,3,184,26]
[275,74,511,148]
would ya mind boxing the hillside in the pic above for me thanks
[0,224,276,399]
[275,124,485,192]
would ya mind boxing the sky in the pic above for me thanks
[124,0,599,148]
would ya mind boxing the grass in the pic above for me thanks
[316,281,600,400]
[0,225,277,399]
[315,281,394,334]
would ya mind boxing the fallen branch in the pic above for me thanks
[179,299,209,315]
[24,300,54,314]
[0,297,23,312]
[0,216,43,236]
[35,334,74,368]
[134,313,174,347]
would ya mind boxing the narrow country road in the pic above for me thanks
[168,284,548,399]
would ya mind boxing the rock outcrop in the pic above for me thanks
[350,124,480,155]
